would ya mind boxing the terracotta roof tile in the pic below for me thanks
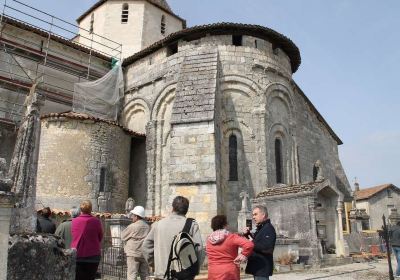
[38,208,162,221]
[355,184,396,200]
[41,111,145,138]
[256,181,323,198]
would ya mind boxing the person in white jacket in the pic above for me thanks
[122,206,150,280]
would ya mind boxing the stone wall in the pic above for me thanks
[122,32,351,233]
[255,194,320,262]
[0,123,17,170]
[36,116,132,212]
[77,0,184,59]
[361,189,400,230]
[7,234,76,280]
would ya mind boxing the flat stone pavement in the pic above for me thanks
[240,259,395,280]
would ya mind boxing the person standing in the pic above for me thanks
[244,205,276,280]
[122,206,150,280]
[71,200,103,280]
[37,207,56,234]
[142,196,204,280]
[206,215,254,280]
[390,221,400,277]
[55,206,80,249]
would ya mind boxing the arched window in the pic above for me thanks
[89,13,94,33]
[275,138,283,183]
[99,167,107,192]
[121,3,129,23]
[229,134,238,181]
[161,15,166,35]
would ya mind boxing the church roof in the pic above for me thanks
[355,183,398,200]
[41,112,145,138]
[76,0,185,25]
[256,180,324,198]
[122,22,301,73]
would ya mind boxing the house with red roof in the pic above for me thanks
[355,183,400,230]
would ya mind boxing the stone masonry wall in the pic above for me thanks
[36,117,131,212]
[8,234,75,280]
[123,33,351,232]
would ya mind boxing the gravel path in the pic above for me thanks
[241,259,394,280]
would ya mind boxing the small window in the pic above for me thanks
[166,43,178,56]
[121,3,129,23]
[232,35,242,46]
[273,47,279,55]
[229,134,238,181]
[99,167,106,192]
[89,13,94,33]
[361,219,370,231]
[161,15,166,35]
[254,39,258,49]
[387,189,393,198]
[275,138,283,184]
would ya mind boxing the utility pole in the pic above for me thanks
[383,214,394,280]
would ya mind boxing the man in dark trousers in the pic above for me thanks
[244,205,276,280]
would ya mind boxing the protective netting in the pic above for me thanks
[73,64,124,121]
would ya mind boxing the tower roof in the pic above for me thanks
[76,0,185,24]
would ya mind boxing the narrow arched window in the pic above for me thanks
[161,15,166,35]
[121,3,129,23]
[90,13,94,33]
[275,138,283,183]
[99,167,107,192]
[229,134,238,181]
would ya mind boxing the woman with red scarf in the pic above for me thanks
[206,215,254,280]
[71,200,103,280]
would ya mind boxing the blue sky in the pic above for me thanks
[8,0,399,189]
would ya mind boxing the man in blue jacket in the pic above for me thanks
[244,205,276,280]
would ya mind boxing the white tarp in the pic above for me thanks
[73,64,124,121]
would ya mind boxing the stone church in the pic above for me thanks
[0,0,352,262]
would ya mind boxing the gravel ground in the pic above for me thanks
[241,259,395,280]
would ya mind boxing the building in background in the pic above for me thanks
[354,183,400,231]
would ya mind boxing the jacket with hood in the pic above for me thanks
[206,230,254,280]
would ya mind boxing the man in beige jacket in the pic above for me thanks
[142,196,204,280]
[122,206,150,280]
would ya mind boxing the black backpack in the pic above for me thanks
[164,218,199,280]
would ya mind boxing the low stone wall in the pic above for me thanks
[7,234,76,280]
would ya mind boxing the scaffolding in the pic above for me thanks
[0,0,122,125]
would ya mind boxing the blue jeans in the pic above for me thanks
[393,247,400,276]
[254,277,269,280]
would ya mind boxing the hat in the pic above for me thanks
[130,206,145,218]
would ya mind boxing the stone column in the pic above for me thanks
[336,200,349,257]
[0,192,15,280]
[145,121,156,216]
[8,86,44,233]
[337,201,344,241]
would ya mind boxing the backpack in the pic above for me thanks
[164,218,199,280]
